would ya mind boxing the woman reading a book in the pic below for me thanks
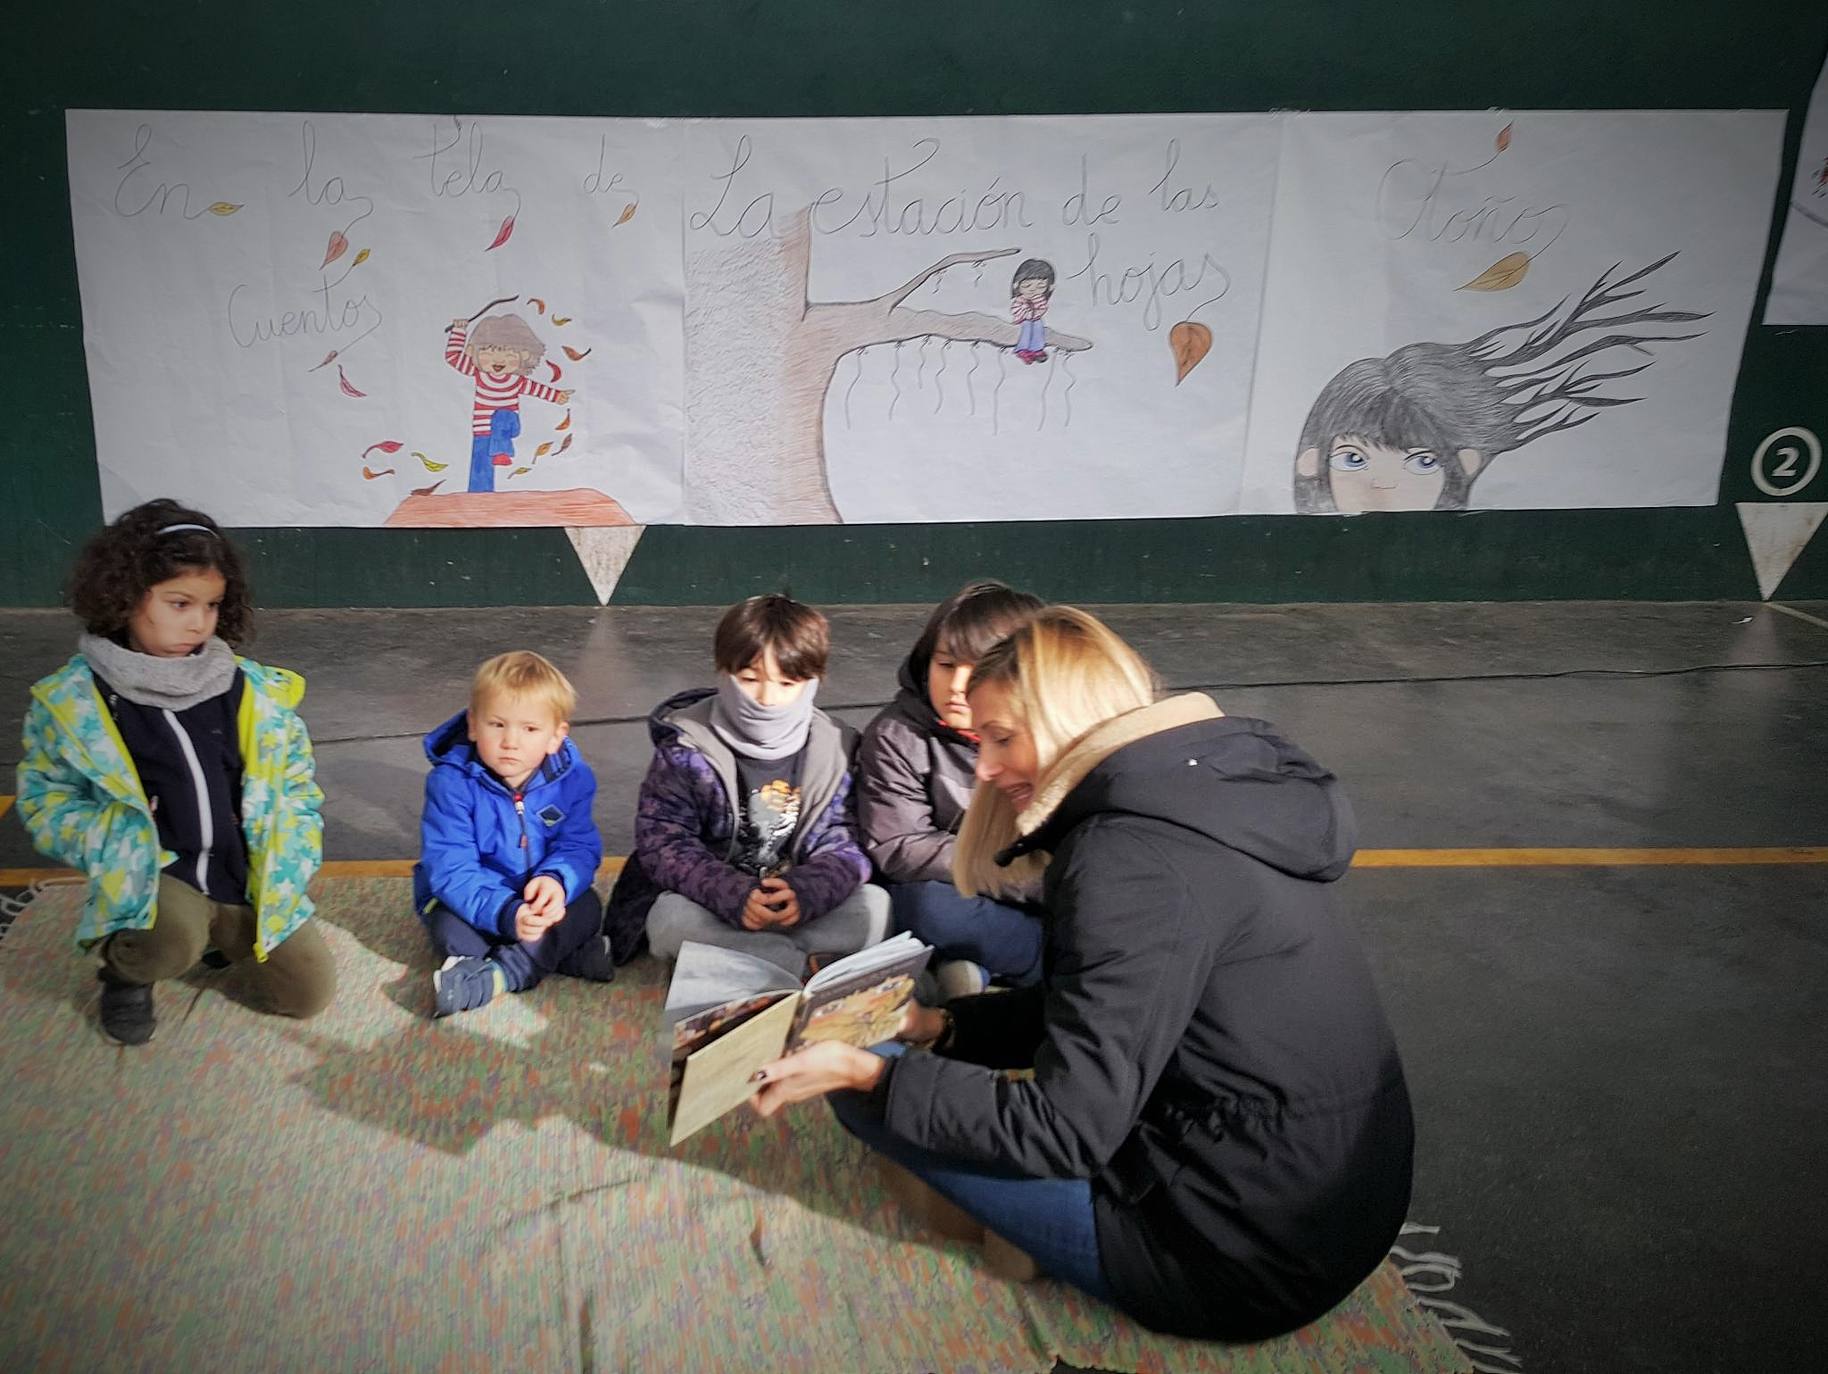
[751,607,1415,1342]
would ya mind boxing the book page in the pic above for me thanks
[668,994,799,1146]
[666,940,804,1022]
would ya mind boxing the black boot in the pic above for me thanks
[97,969,155,1045]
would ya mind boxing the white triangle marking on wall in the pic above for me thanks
[564,526,647,605]
[1736,502,1828,599]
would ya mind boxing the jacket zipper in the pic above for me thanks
[162,708,213,895]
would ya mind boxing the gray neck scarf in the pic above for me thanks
[80,633,238,711]
[709,674,818,760]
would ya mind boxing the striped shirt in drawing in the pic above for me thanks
[1010,295,1049,324]
[445,321,564,435]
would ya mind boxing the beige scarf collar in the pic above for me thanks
[1015,692,1223,837]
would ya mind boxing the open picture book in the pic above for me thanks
[664,932,933,1145]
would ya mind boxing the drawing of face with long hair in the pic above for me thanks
[1312,435,1478,513]
[1293,255,1707,514]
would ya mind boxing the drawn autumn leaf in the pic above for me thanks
[556,434,573,454]
[614,201,637,226]
[352,248,371,266]
[1496,123,1513,153]
[413,452,449,472]
[562,345,592,362]
[555,409,571,432]
[1168,321,1212,385]
[310,350,338,372]
[362,441,404,458]
[547,362,563,382]
[322,230,349,269]
[528,297,547,315]
[486,214,516,251]
[411,480,445,497]
[361,466,395,480]
[509,466,531,477]
[1457,251,1531,292]
[206,202,242,216]
[552,315,572,326]
[337,366,367,398]
[535,442,553,458]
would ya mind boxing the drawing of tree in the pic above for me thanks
[685,207,1094,524]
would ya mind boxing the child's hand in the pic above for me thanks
[555,389,573,404]
[515,903,560,943]
[523,875,566,921]
[741,886,783,931]
[451,317,469,329]
[758,877,801,928]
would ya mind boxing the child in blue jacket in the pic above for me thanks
[414,651,610,1017]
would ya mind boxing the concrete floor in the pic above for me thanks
[3,599,1826,1373]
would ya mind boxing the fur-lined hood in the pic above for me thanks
[998,693,1356,882]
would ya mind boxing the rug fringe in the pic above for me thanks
[0,875,85,945]
[1395,1222,1522,1372]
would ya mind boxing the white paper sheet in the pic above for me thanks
[68,110,686,528]
[1240,111,1782,514]
[1765,57,1828,325]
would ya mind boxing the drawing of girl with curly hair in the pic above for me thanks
[1294,254,1708,513]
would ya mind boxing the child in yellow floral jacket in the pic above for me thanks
[16,500,336,1045]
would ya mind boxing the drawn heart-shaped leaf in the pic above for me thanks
[1169,321,1212,385]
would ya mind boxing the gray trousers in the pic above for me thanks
[646,883,893,978]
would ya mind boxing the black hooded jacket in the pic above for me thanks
[872,702,1414,1340]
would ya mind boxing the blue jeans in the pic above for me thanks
[1016,318,1045,353]
[830,1044,1116,1304]
[422,888,602,991]
[889,881,1043,984]
[466,408,521,492]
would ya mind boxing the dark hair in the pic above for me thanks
[68,499,254,645]
[713,594,829,681]
[1293,255,1707,513]
[911,580,1044,676]
[1011,258,1056,298]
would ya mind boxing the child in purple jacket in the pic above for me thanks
[604,595,890,977]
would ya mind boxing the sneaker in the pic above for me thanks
[97,970,155,1045]
[556,934,615,983]
[934,960,990,1004]
[432,956,503,1018]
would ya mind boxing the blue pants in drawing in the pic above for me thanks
[1016,319,1045,354]
[467,409,521,493]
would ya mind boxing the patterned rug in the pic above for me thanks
[0,878,1468,1374]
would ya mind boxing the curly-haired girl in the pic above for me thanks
[16,499,335,1044]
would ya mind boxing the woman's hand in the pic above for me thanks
[898,999,948,1047]
[751,1041,886,1117]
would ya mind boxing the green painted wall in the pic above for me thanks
[5,1,1827,607]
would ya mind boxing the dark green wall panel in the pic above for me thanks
[6,1,1827,607]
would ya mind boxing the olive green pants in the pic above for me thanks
[100,874,336,1018]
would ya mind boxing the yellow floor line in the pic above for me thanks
[5,849,1828,887]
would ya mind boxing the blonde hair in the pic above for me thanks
[470,651,577,724]
[953,607,1158,897]
[466,314,546,376]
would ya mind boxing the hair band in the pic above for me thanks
[155,523,216,537]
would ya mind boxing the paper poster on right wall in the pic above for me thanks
[1240,111,1782,514]
[1765,55,1828,326]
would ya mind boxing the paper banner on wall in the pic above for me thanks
[1765,56,1828,325]
[1238,111,1782,515]
[680,115,1280,525]
[67,108,1785,532]
[66,111,686,529]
